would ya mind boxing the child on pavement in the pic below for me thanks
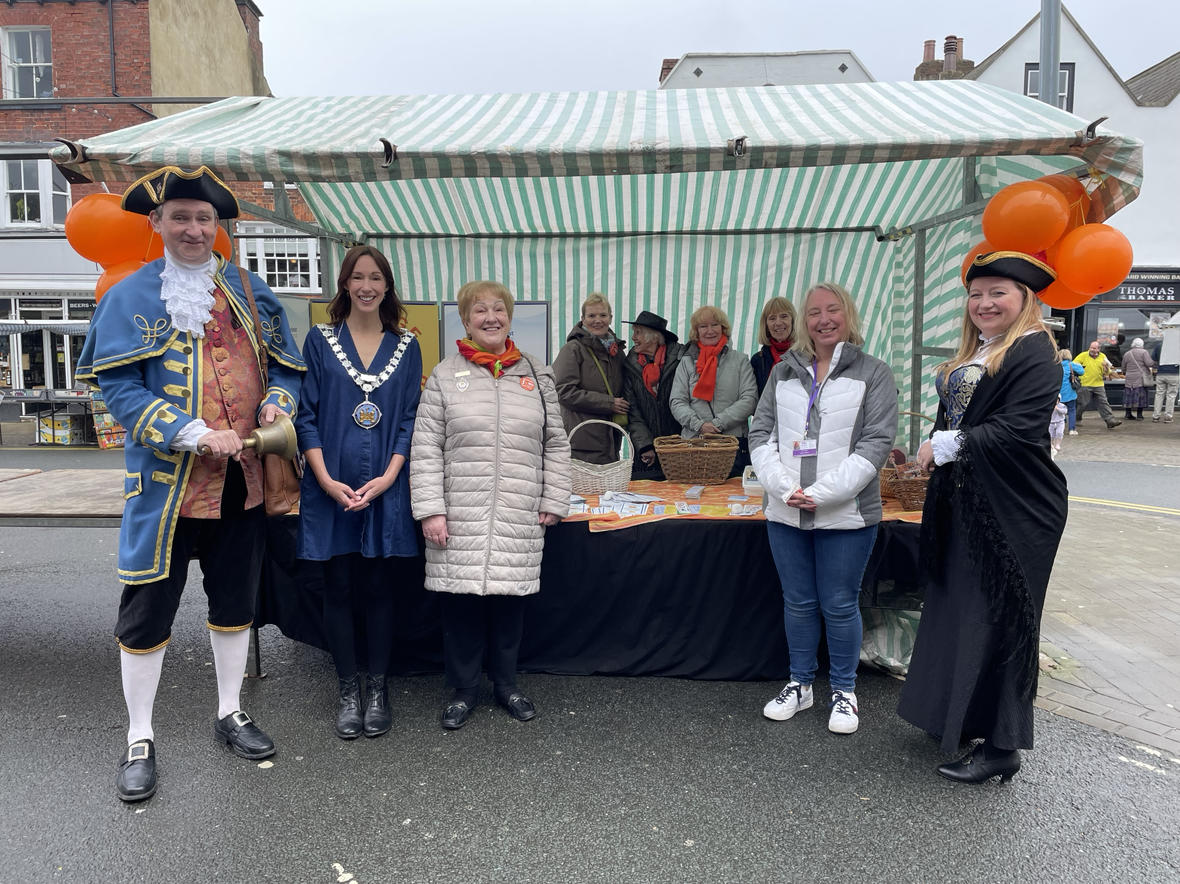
[1049,397,1067,460]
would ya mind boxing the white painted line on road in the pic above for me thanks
[1069,495,1180,516]
[1118,755,1170,776]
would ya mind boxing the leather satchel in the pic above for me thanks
[239,266,302,517]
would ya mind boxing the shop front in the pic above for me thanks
[0,295,95,405]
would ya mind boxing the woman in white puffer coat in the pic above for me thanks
[410,281,571,731]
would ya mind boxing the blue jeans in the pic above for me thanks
[766,521,877,691]
[1065,399,1077,430]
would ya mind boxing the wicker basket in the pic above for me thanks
[879,466,897,500]
[889,462,929,511]
[652,433,738,485]
[568,419,634,495]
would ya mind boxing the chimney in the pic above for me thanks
[923,40,936,63]
[943,35,959,73]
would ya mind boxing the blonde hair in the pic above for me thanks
[937,281,1057,381]
[1059,348,1073,361]
[456,281,514,323]
[688,305,732,342]
[792,283,864,360]
[581,292,611,318]
[757,297,797,348]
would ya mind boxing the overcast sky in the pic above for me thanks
[258,0,1174,96]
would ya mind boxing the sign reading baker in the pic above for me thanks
[1095,269,1180,304]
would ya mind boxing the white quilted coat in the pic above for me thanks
[410,352,571,596]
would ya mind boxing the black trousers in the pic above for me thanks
[438,593,526,693]
[115,459,265,652]
[321,553,396,680]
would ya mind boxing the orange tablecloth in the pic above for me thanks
[564,478,922,532]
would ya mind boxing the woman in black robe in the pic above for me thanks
[898,251,1068,784]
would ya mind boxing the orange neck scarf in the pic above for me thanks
[457,337,522,378]
[692,335,727,401]
[636,345,666,396]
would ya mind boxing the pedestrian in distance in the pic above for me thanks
[76,166,306,803]
[749,282,898,735]
[899,251,1068,784]
[1072,340,1121,428]
[1058,348,1083,435]
[295,245,422,740]
[1120,337,1155,421]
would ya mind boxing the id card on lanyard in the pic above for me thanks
[792,361,821,458]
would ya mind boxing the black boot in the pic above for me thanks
[335,675,363,740]
[1125,410,1135,420]
[937,741,1021,784]
[1137,408,1144,420]
[363,674,392,737]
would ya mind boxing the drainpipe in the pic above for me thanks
[1039,0,1061,106]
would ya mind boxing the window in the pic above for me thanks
[1024,62,1076,112]
[238,224,321,293]
[1,160,71,227]
[3,27,52,99]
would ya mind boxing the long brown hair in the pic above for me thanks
[327,245,405,332]
[937,280,1058,381]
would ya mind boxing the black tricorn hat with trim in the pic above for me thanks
[964,250,1055,292]
[121,165,240,219]
[622,310,678,343]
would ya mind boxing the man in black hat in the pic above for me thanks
[76,166,306,802]
[621,310,686,479]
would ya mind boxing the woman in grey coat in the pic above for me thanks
[1120,337,1155,421]
[669,305,758,478]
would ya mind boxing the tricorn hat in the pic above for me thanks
[121,165,240,219]
[964,250,1055,292]
[622,310,678,343]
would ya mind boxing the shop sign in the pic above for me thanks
[1094,269,1180,304]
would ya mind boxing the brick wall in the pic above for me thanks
[0,1,154,142]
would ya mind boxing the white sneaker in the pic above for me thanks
[1068,430,1078,436]
[828,690,859,734]
[763,681,813,721]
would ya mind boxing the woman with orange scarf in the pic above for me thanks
[669,305,758,478]
[621,311,686,480]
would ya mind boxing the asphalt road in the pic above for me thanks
[1,525,1178,883]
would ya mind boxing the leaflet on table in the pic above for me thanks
[586,502,651,516]
[600,491,663,504]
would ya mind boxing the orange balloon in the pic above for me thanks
[1039,173,1091,223]
[1053,224,1134,296]
[94,259,145,303]
[959,239,995,283]
[981,181,1070,254]
[214,225,233,260]
[1037,279,1093,310]
[65,193,154,266]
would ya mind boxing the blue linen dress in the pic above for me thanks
[295,323,422,560]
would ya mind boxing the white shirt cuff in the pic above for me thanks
[931,429,963,466]
[172,419,210,452]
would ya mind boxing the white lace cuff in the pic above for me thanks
[172,419,210,452]
[931,429,963,466]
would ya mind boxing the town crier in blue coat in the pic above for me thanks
[75,166,305,803]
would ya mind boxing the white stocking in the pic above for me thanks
[121,646,165,745]
[209,628,250,719]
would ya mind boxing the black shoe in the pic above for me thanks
[116,739,157,803]
[441,699,474,730]
[496,690,537,722]
[363,674,392,738]
[1124,412,1136,420]
[937,743,1021,784]
[335,675,363,740]
[214,711,276,760]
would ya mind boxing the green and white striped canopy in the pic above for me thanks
[52,80,1143,438]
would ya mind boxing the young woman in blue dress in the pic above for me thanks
[295,245,422,739]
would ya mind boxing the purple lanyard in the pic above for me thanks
[804,360,821,436]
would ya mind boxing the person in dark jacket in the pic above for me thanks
[552,293,628,465]
[621,311,686,480]
[751,296,797,396]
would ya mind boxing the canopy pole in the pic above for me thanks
[910,229,927,457]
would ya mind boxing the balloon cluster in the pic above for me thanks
[960,174,1133,310]
[64,193,233,303]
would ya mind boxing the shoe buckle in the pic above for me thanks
[232,711,251,727]
[127,741,150,761]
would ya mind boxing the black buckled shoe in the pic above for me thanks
[116,739,157,803]
[335,676,363,740]
[496,691,537,722]
[214,711,276,760]
[937,743,1021,784]
[441,699,474,730]
[363,674,392,738]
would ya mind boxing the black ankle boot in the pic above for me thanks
[937,741,1021,784]
[1125,410,1135,420]
[1137,409,1144,420]
[335,675,363,740]
[363,674,391,737]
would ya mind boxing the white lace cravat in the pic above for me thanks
[160,249,217,337]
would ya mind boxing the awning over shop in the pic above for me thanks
[50,80,1145,441]
[0,320,91,336]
